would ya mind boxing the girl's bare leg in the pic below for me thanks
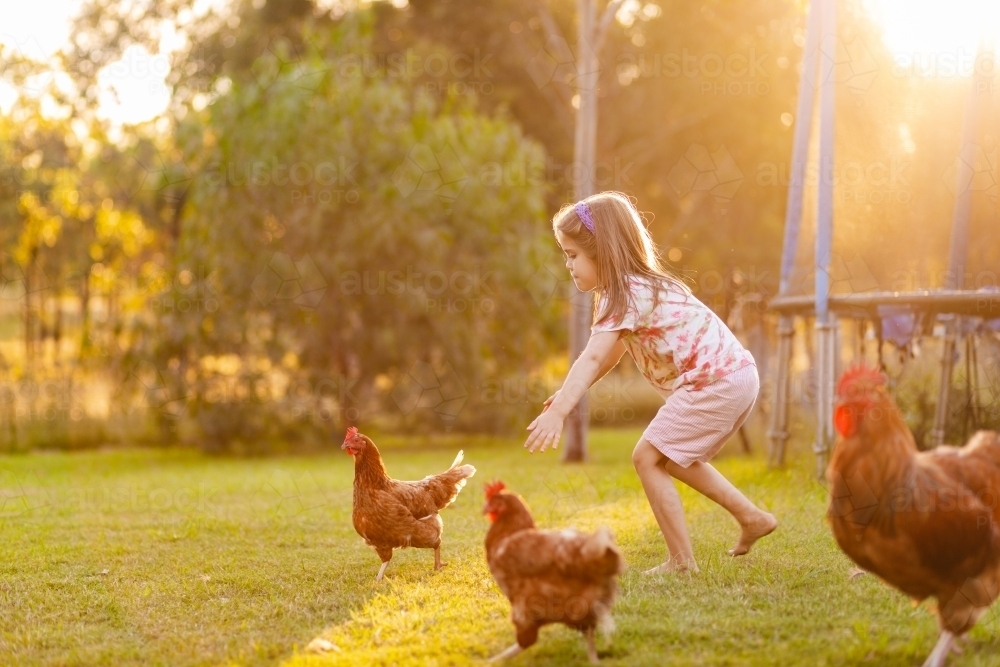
[632,439,698,572]
[660,457,777,555]
[633,439,777,570]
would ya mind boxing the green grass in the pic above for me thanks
[1,430,998,666]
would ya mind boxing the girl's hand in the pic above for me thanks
[541,391,560,412]
[525,408,566,453]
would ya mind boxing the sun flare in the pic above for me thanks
[865,0,1000,65]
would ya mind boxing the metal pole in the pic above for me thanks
[931,327,956,447]
[814,0,836,478]
[767,0,821,467]
[767,316,795,467]
[778,0,821,298]
[932,46,989,447]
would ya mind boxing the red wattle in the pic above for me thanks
[834,404,856,438]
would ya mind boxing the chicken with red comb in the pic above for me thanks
[483,480,624,663]
[343,428,475,581]
[827,362,1000,667]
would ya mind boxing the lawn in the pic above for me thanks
[1,428,998,666]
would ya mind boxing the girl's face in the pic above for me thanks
[556,231,597,292]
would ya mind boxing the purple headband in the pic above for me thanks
[574,202,596,234]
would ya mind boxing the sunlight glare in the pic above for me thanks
[865,0,1000,71]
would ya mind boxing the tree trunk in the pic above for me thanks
[24,247,37,366]
[563,0,598,463]
[53,291,62,367]
[79,267,91,360]
[547,0,623,462]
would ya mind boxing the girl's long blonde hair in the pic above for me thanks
[553,191,690,328]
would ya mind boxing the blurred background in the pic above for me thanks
[1,0,999,455]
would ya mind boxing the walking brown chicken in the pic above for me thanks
[483,480,625,663]
[827,363,1000,666]
[343,427,475,581]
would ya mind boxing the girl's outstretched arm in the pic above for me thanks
[540,339,625,412]
[524,330,623,453]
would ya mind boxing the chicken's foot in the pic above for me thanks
[375,561,390,582]
[921,631,955,667]
[487,643,523,662]
[433,546,448,570]
[584,627,599,664]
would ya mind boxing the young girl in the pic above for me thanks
[524,191,777,574]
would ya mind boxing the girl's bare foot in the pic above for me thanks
[729,511,777,556]
[642,560,700,575]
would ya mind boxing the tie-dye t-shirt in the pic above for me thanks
[591,275,755,396]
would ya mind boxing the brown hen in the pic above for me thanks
[483,480,624,664]
[827,364,1000,666]
[343,427,475,581]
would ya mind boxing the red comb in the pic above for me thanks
[345,426,358,439]
[485,480,506,500]
[836,363,886,398]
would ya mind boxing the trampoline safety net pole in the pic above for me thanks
[767,0,821,468]
[932,43,988,447]
[814,0,837,479]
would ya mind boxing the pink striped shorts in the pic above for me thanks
[643,364,760,468]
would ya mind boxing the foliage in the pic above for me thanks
[151,18,555,449]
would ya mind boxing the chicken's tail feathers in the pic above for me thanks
[435,458,477,509]
[581,526,625,574]
[445,465,475,494]
[965,430,1000,454]
[448,450,476,480]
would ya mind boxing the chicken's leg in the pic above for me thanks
[374,547,393,582]
[584,627,599,664]
[487,643,523,662]
[433,546,448,570]
[921,631,955,667]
